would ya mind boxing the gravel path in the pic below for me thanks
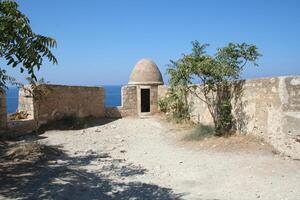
[2,117,298,200]
[36,117,300,200]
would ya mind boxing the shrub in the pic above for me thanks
[184,123,215,141]
[159,93,190,123]
[158,98,169,113]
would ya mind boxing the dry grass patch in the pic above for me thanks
[182,132,275,153]
[184,124,215,141]
[8,111,30,121]
[5,141,61,162]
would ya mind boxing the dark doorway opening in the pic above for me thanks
[141,89,150,112]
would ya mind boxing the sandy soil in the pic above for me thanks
[1,117,300,200]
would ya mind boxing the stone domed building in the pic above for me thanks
[128,59,164,114]
[128,59,164,86]
[106,58,164,117]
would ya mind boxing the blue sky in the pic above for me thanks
[5,0,300,86]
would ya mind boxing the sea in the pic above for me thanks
[5,85,122,114]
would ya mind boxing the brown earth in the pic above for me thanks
[0,117,299,200]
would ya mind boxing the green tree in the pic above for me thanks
[0,0,57,91]
[165,41,261,135]
[163,59,191,122]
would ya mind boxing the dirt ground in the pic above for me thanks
[0,116,300,200]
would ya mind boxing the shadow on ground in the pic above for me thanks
[37,117,119,133]
[0,142,183,200]
[1,117,118,142]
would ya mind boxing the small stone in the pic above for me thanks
[85,149,94,154]
[111,125,117,129]
[179,161,183,164]
[107,147,116,151]
[120,149,126,153]
[95,129,101,133]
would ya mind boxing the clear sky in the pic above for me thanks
[5,0,300,86]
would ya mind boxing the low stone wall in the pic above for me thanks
[120,85,137,116]
[105,107,122,118]
[30,84,105,126]
[5,119,37,137]
[158,85,168,100]
[105,85,138,118]
[158,76,300,159]
[0,91,7,129]
[236,76,300,159]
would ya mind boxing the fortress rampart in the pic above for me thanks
[0,59,299,159]
[158,76,300,159]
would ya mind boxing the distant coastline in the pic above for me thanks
[5,85,122,114]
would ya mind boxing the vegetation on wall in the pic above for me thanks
[158,61,191,122]
[0,0,57,92]
[22,77,51,101]
[161,41,261,135]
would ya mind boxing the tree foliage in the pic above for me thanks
[163,41,261,135]
[0,0,57,91]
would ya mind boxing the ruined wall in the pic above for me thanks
[150,85,159,114]
[33,84,105,126]
[158,76,300,159]
[18,87,34,118]
[0,92,7,129]
[121,85,137,116]
[105,85,137,118]
[235,76,300,159]
[105,84,160,118]
[158,85,168,100]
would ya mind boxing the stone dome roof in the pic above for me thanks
[128,59,164,85]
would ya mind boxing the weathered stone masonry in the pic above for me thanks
[33,84,105,126]
[18,86,34,118]
[158,76,300,159]
[1,57,299,160]
[0,92,7,129]
[105,59,163,118]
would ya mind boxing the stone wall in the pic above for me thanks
[114,85,138,117]
[31,84,105,126]
[105,107,122,118]
[18,86,34,118]
[0,91,7,129]
[236,76,300,159]
[105,85,161,118]
[158,76,300,159]
[150,85,159,114]
[158,85,168,100]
